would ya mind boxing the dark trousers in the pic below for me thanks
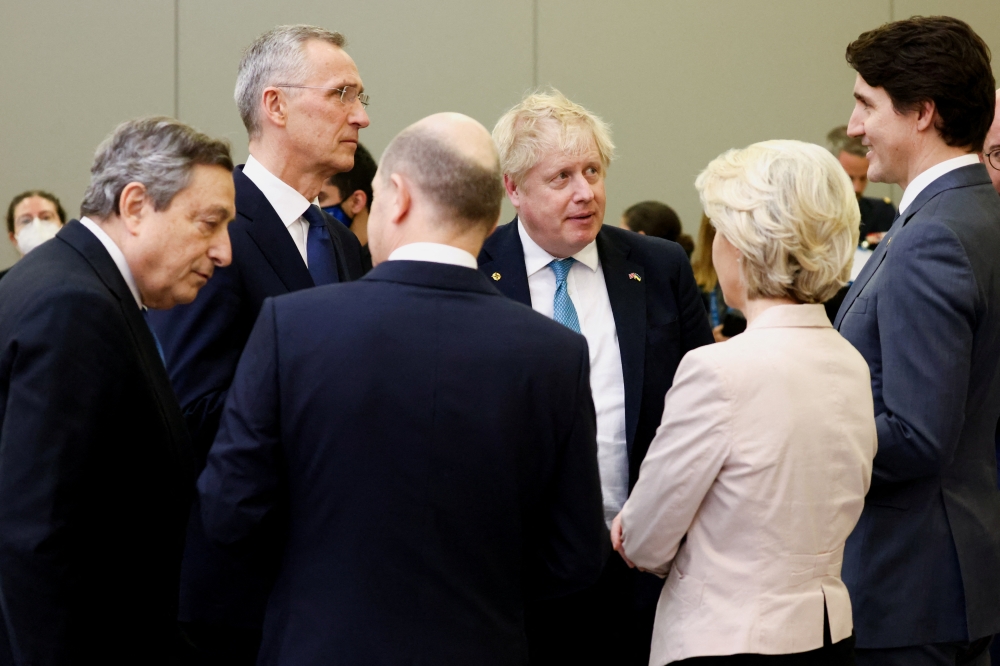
[525,553,658,666]
[672,607,854,666]
[855,636,992,666]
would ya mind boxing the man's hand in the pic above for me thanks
[611,512,636,568]
[712,324,729,343]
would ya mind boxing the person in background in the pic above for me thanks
[0,116,235,665]
[981,89,1000,194]
[317,141,377,271]
[836,17,1000,665]
[2,190,67,279]
[614,139,876,666]
[691,213,745,341]
[826,125,896,247]
[621,200,694,257]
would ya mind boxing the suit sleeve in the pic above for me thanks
[198,298,284,545]
[0,290,128,665]
[872,220,977,485]
[672,243,715,353]
[529,341,609,600]
[621,352,730,575]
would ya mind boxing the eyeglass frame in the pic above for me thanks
[274,84,369,108]
[985,148,1000,171]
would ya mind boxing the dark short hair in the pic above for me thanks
[380,128,502,231]
[623,200,694,256]
[6,190,67,234]
[846,16,996,151]
[328,143,377,210]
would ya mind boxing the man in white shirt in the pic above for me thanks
[478,90,714,666]
[835,16,1000,666]
[147,24,369,665]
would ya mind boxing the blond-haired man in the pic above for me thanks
[479,90,713,665]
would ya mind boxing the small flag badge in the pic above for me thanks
[628,272,641,282]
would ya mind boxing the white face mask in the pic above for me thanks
[15,218,61,255]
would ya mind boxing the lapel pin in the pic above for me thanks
[628,272,641,282]
[491,272,501,281]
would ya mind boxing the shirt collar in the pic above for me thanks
[388,242,478,269]
[516,217,599,276]
[243,154,314,227]
[79,216,143,309]
[898,153,980,214]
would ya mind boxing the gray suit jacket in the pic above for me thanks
[835,163,1000,647]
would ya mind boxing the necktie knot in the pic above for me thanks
[302,205,327,229]
[549,257,575,284]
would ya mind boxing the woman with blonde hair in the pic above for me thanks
[612,140,877,665]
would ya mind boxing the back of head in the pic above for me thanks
[235,25,346,140]
[622,200,694,256]
[329,143,377,209]
[826,125,867,159]
[493,89,615,185]
[695,140,859,304]
[846,16,995,152]
[379,113,503,232]
[80,117,233,219]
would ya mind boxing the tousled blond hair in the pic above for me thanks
[492,89,615,185]
[695,140,860,304]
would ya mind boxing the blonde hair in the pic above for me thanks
[492,89,615,185]
[690,213,718,292]
[695,140,860,304]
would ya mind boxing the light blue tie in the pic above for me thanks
[549,258,581,334]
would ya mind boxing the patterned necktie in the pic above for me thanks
[548,258,581,334]
[302,205,340,285]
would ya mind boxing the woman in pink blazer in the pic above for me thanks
[612,140,878,665]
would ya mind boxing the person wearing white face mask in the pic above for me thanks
[2,190,67,279]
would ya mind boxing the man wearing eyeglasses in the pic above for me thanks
[147,24,369,666]
[982,89,1000,194]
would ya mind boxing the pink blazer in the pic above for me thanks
[621,304,877,664]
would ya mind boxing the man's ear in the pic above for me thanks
[915,99,938,133]
[260,87,289,130]
[118,182,149,235]
[345,190,367,216]
[388,173,410,226]
[503,173,520,208]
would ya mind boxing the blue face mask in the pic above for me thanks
[322,204,353,227]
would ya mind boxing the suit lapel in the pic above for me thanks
[597,229,646,454]
[234,167,315,293]
[478,219,531,306]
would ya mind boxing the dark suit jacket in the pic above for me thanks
[0,221,194,665]
[478,220,714,489]
[835,164,1000,647]
[858,195,897,239]
[198,260,608,666]
[147,166,366,629]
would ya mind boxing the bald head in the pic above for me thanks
[983,89,1000,193]
[378,112,503,227]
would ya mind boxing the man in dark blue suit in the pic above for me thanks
[835,17,1000,666]
[198,112,608,665]
[147,25,368,663]
[0,117,235,665]
[480,91,714,665]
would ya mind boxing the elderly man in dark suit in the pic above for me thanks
[0,117,235,665]
[198,112,607,666]
[479,90,714,666]
[835,17,1000,666]
[147,24,369,663]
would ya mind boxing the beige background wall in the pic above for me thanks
[2,0,998,269]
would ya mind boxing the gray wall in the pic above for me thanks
[2,0,998,269]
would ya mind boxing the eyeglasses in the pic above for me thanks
[986,148,1000,171]
[275,84,369,108]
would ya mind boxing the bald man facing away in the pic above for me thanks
[197,113,608,665]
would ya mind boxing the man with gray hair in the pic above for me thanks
[197,112,606,665]
[0,117,235,664]
[147,25,369,663]
[826,125,896,246]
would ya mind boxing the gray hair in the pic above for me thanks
[80,117,233,218]
[235,25,346,140]
[826,125,867,159]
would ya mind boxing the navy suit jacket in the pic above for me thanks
[835,164,1000,647]
[478,220,714,489]
[147,166,366,628]
[198,260,608,666]
[0,221,193,665]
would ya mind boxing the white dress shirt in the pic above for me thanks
[242,154,317,266]
[388,242,478,268]
[517,219,628,526]
[80,216,143,310]
[898,153,980,214]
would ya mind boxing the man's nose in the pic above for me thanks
[571,174,595,203]
[210,229,233,267]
